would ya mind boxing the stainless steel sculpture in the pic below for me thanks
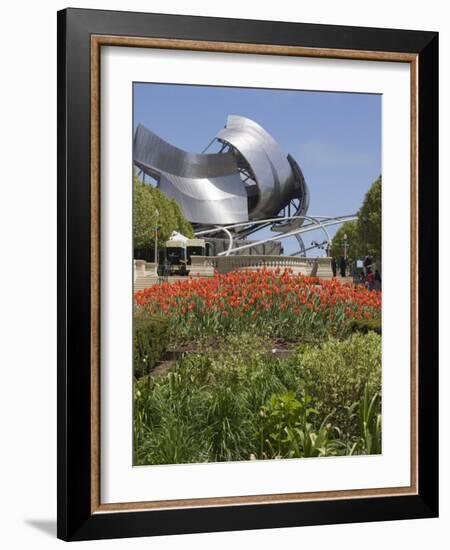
[216,116,309,232]
[133,115,309,229]
[133,124,248,225]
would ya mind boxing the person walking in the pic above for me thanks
[331,257,337,277]
[358,270,365,286]
[366,269,375,291]
[339,256,347,278]
[363,255,372,275]
[374,269,382,292]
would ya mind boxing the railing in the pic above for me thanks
[209,255,333,277]
[134,256,334,289]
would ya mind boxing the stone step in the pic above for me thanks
[134,273,214,291]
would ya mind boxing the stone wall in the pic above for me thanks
[133,256,334,292]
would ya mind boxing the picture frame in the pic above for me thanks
[57,7,438,541]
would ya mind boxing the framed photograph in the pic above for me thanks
[57,8,438,541]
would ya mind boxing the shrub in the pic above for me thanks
[350,317,381,334]
[295,332,381,438]
[257,391,337,459]
[134,333,288,465]
[358,383,382,455]
[133,332,382,465]
[133,315,170,378]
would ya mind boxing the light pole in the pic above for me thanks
[154,209,159,270]
[343,233,348,260]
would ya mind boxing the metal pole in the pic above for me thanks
[154,209,159,268]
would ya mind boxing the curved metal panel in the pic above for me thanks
[159,173,248,225]
[216,115,301,220]
[134,124,238,178]
[133,124,248,225]
[272,154,310,234]
[133,116,309,228]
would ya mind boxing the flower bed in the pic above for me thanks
[134,268,381,343]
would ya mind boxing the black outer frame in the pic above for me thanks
[57,8,439,542]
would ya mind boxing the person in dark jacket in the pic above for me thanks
[363,255,372,275]
[374,269,382,291]
[339,256,347,277]
[366,269,375,291]
[331,257,337,277]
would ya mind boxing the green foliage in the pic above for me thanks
[133,315,170,378]
[295,332,382,438]
[349,317,382,335]
[259,392,306,458]
[133,173,193,251]
[358,384,382,455]
[357,176,381,260]
[134,176,157,250]
[330,220,361,263]
[330,176,381,263]
[258,391,336,459]
[133,332,382,465]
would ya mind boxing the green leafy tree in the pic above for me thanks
[330,176,381,264]
[357,176,381,260]
[134,175,158,250]
[133,173,194,252]
[330,220,360,263]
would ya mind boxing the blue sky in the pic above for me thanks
[133,82,381,255]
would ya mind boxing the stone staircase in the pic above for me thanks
[134,275,159,292]
[133,257,215,292]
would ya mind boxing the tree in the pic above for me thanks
[329,176,381,265]
[133,173,194,254]
[330,220,360,262]
[357,176,381,260]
